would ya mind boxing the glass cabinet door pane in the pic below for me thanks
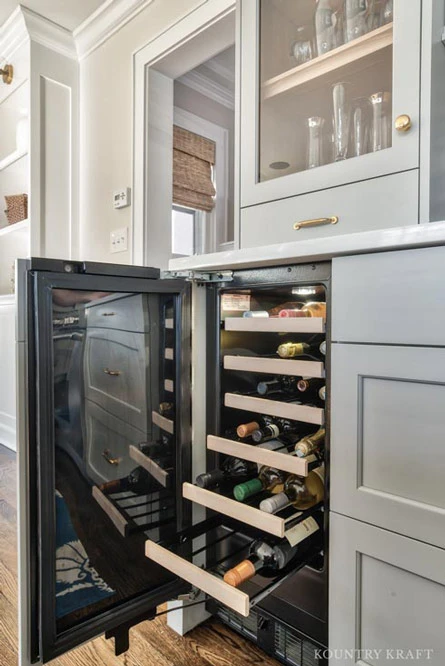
[258,0,393,182]
[51,289,178,632]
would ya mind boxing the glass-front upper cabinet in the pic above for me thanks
[240,0,421,209]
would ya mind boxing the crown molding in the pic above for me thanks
[204,57,235,84]
[178,69,235,110]
[0,6,77,61]
[0,7,28,60]
[74,0,156,60]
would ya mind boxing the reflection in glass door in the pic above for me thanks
[258,0,393,182]
[51,288,179,632]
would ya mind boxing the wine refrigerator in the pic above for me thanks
[17,257,330,666]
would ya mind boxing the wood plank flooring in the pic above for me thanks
[0,444,280,666]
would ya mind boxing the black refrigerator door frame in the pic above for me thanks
[24,260,192,663]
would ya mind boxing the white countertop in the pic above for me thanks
[168,221,445,272]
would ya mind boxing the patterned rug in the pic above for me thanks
[55,490,115,618]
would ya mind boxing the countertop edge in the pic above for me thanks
[168,221,445,272]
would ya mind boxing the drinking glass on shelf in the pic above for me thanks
[351,98,370,157]
[307,116,326,170]
[345,0,369,42]
[369,91,391,152]
[334,7,346,48]
[315,0,337,55]
[290,26,314,66]
[332,82,351,161]
[367,0,383,31]
[383,0,393,24]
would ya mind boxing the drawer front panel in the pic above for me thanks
[332,245,445,346]
[241,170,418,249]
[84,329,148,430]
[86,293,149,333]
[330,513,445,666]
[85,401,146,485]
[331,344,445,548]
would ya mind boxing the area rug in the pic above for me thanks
[55,490,115,618]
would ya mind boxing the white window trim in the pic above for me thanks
[132,0,239,268]
[174,106,230,254]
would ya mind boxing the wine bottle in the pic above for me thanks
[159,402,174,418]
[319,340,326,356]
[297,377,325,394]
[223,514,322,587]
[236,421,260,438]
[243,310,269,318]
[99,466,156,495]
[318,386,326,401]
[278,301,326,319]
[277,342,311,359]
[195,458,257,489]
[259,466,324,514]
[233,466,286,501]
[257,376,298,397]
[295,428,326,458]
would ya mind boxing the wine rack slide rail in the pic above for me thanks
[223,355,325,378]
[183,482,291,538]
[152,410,174,434]
[207,435,310,477]
[224,393,324,426]
[129,444,169,487]
[146,540,250,616]
[224,317,325,334]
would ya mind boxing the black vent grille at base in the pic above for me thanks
[216,607,258,640]
[275,623,319,666]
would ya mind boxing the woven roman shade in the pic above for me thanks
[173,125,216,212]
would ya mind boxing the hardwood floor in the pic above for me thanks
[0,444,280,666]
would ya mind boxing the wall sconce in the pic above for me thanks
[0,64,13,85]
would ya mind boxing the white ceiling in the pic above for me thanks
[0,0,105,32]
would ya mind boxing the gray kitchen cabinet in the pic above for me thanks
[332,246,445,346]
[329,512,445,665]
[330,342,445,550]
[239,0,445,247]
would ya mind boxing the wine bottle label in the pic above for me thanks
[221,293,251,311]
[284,516,320,547]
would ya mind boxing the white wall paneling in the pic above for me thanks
[0,296,17,450]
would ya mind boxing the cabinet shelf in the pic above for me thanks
[0,218,29,237]
[224,316,325,334]
[225,392,324,426]
[262,23,393,101]
[207,435,312,477]
[0,148,28,172]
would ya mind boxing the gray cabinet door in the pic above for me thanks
[332,246,445,346]
[331,343,445,549]
[329,512,445,666]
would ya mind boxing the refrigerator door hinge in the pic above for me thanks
[162,270,233,284]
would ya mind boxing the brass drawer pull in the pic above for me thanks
[293,216,338,231]
[104,368,121,376]
[102,449,121,465]
[102,312,116,317]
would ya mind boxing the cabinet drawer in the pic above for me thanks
[86,293,149,333]
[240,170,418,249]
[85,401,146,485]
[331,344,445,549]
[332,245,445,345]
[330,513,445,665]
[146,515,322,617]
[84,329,148,430]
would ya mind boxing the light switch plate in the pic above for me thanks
[113,187,131,209]
[110,227,128,253]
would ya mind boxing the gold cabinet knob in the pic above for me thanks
[395,115,412,132]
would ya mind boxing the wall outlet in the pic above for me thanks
[110,227,128,253]
[113,187,131,209]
